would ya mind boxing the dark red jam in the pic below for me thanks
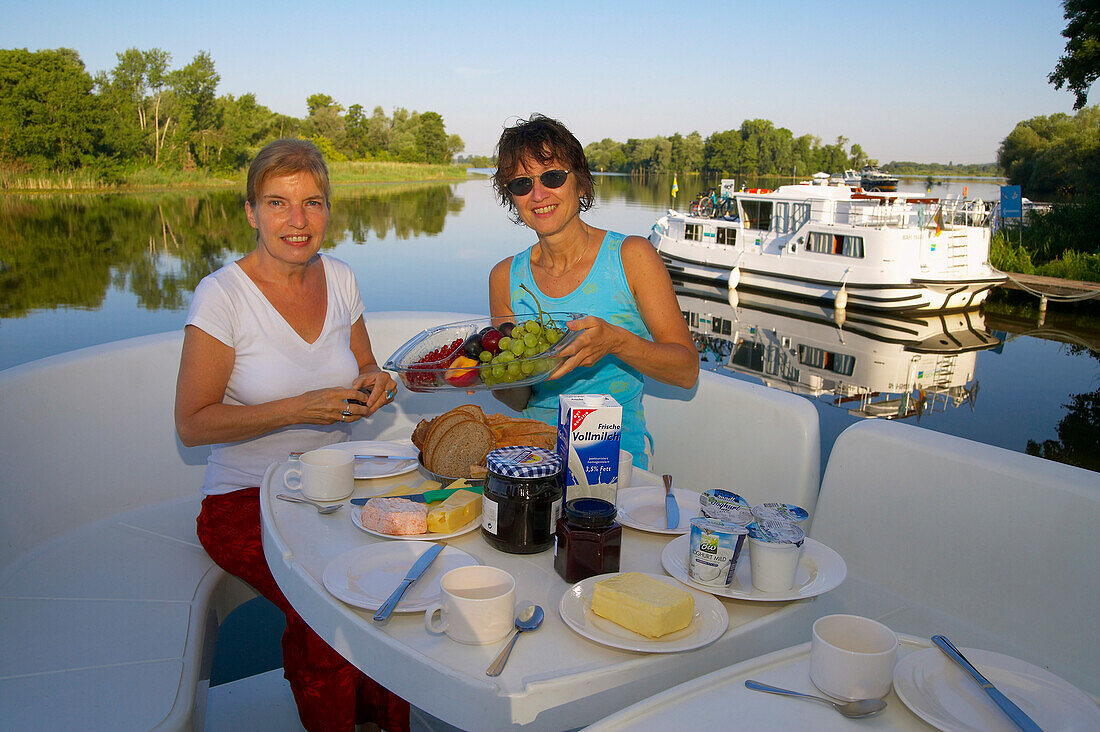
[554,497,621,582]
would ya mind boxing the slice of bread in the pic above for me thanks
[422,412,475,469]
[450,404,486,423]
[430,421,494,479]
[411,418,432,451]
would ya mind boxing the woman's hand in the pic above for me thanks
[346,370,398,419]
[549,316,624,379]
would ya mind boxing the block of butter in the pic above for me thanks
[427,489,482,533]
[590,572,694,638]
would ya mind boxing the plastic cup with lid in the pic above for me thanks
[750,502,809,526]
[747,520,806,592]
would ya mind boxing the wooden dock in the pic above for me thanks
[1000,272,1100,300]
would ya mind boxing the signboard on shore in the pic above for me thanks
[1001,185,1022,218]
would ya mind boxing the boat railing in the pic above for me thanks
[832,197,991,231]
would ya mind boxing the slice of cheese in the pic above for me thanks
[427,489,482,533]
[590,572,694,638]
[381,481,441,498]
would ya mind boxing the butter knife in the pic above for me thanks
[931,635,1043,732]
[290,451,414,461]
[662,473,679,530]
[373,543,444,622]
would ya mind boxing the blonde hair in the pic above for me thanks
[246,138,331,206]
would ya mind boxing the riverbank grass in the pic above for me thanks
[1,161,472,193]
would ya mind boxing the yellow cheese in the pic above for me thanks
[427,489,482,533]
[443,478,472,492]
[381,481,441,498]
[590,572,694,638]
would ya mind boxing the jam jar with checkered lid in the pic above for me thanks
[481,446,564,553]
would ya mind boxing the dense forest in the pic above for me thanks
[0,47,464,180]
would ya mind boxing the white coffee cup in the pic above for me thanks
[618,449,633,491]
[809,614,899,700]
[283,448,354,501]
[424,566,515,645]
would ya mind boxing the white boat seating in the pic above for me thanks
[0,334,255,731]
[808,420,1100,698]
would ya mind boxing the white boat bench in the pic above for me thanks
[0,333,256,731]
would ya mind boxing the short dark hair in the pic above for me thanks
[492,114,595,222]
[246,138,331,207]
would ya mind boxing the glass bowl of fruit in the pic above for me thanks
[384,312,584,392]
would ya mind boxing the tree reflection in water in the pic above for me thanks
[0,183,463,318]
[1027,345,1100,472]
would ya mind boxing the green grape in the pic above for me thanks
[525,320,541,334]
[491,364,506,379]
[523,333,538,349]
[498,336,512,351]
[545,328,563,344]
[506,361,521,376]
[479,350,492,362]
[509,339,525,355]
[498,351,515,363]
[520,360,535,375]
[503,370,519,383]
[479,366,494,384]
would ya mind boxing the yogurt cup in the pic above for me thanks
[687,517,748,587]
[699,489,752,525]
[747,520,806,592]
[751,502,809,525]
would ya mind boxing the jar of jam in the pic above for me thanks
[554,497,622,582]
[482,446,564,554]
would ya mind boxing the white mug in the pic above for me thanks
[809,614,899,700]
[618,449,633,491]
[424,566,515,645]
[283,448,354,501]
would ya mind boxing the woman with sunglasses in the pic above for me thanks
[489,114,698,468]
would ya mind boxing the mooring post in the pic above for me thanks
[1038,295,1048,327]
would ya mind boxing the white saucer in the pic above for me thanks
[616,486,702,534]
[350,502,482,540]
[558,572,727,653]
[894,646,1100,731]
[660,533,846,602]
[328,440,418,480]
[322,541,478,611]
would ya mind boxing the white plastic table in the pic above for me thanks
[260,461,815,731]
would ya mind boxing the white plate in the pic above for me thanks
[351,501,482,540]
[322,541,478,611]
[328,440,418,480]
[616,486,701,534]
[660,533,846,602]
[558,572,728,653]
[894,647,1100,732]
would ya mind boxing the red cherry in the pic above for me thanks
[480,329,503,355]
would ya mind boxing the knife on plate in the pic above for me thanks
[931,635,1043,732]
[290,451,414,461]
[662,473,679,530]
[351,485,484,506]
[373,543,444,622]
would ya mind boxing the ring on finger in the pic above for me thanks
[386,388,396,400]
[340,409,353,418]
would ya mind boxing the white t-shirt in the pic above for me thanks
[185,254,365,495]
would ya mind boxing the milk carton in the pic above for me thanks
[556,394,622,505]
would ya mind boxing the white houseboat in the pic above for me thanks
[652,180,1006,313]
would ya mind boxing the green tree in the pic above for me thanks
[703,130,742,174]
[1049,0,1100,110]
[169,51,221,168]
[0,48,102,170]
[998,107,1100,197]
[416,111,449,163]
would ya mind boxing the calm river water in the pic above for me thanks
[1,174,1097,475]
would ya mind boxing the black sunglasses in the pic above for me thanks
[504,169,571,196]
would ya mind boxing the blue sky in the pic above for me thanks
[3,0,1085,164]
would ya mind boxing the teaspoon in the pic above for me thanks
[276,493,343,514]
[744,680,887,718]
[486,604,544,677]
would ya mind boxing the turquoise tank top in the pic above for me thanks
[509,231,651,468]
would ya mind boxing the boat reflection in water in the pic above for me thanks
[673,277,1002,420]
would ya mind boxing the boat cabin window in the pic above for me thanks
[684,223,703,242]
[711,316,733,336]
[792,203,810,230]
[798,345,856,376]
[806,231,865,258]
[683,310,699,328]
[739,200,772,230]
[716,227,736,245]
[773,203,789,232]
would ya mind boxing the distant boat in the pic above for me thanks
[650,179,1005,313]
[828,169,862,187]
[859,167,899,192]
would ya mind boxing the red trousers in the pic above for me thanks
[197,488,410,732]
